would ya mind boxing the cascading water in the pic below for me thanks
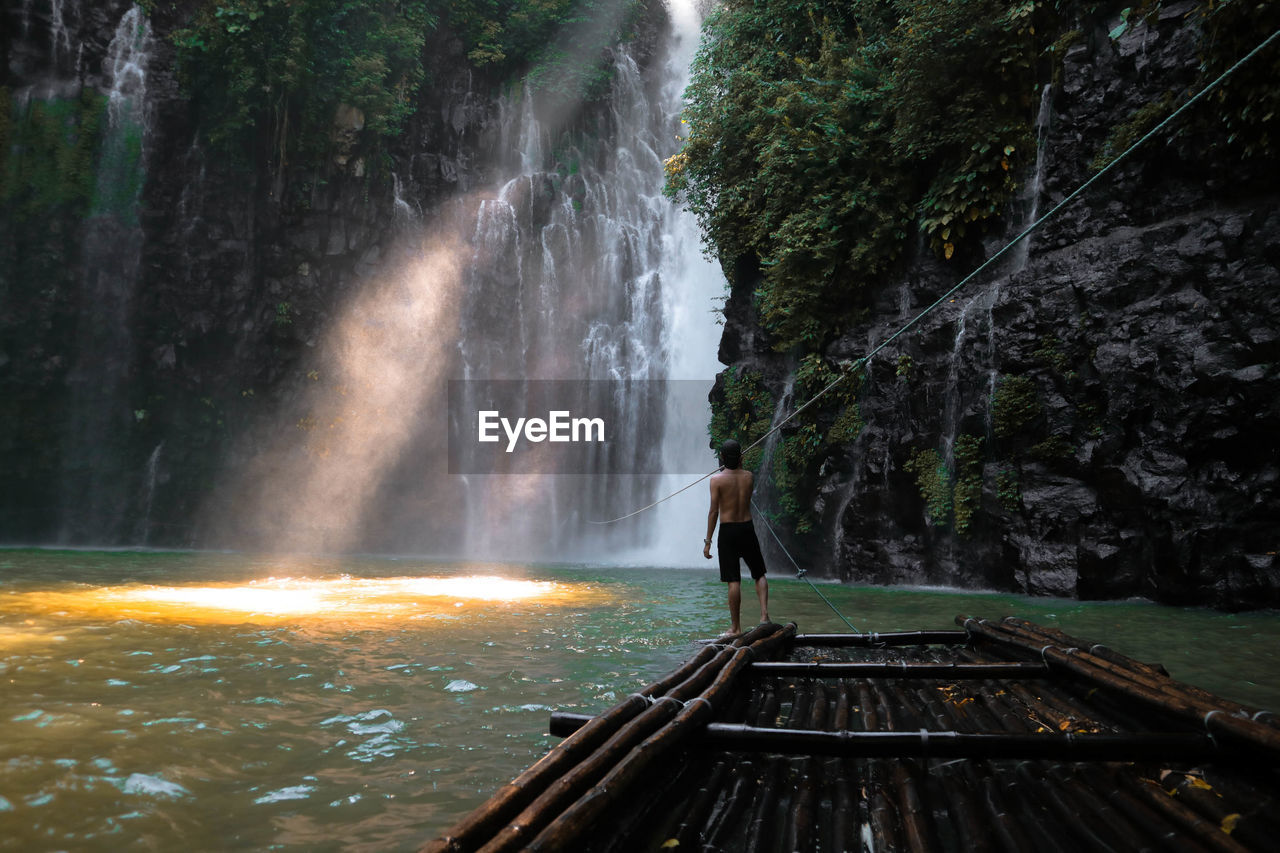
[455,1,725,562]
[56,5,154,543]
[1012,83,1055,271]
[943,83,1055,456]
[216,0,724,562]
[137,442,163,544]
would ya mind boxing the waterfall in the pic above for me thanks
[941,283,1001,462]
[138,442,164,545]
[392,170,417,223]
[50,0,76,70]
[1012,83,1054,271]
[57,5,154,543]
[943,83,1053,453]
[456,0,725,562]
[215,1,723,561]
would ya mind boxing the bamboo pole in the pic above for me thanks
[793,630,970,647]
[1151,769,1278,851]
[867,680,940,853]
[1074,765,1209,853]
[1123,775,1251,853]
[966,616,1273,725]
[1000,617,1171,677]
[829,684,857,852]
[1014,761,1124,851]
[741,757,785,853]
[468,644,739,853]
[750,661,1050,678]
[1047,763,1155,850]
[919,685,995,852]
[704,759,760,849]
[892,760,940,853]
[419,643,721,853]
[1009,616,1280,731]
[523,624,797,851]
[856,680,898,851]
[782,692,824,852]
[680,724,1230,760]
[980,772,1039,853]
[637,755,729,851]
[958,616,1280,761]
[1195,768,1280,848]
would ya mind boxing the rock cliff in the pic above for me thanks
[0,0,667,549]
[717,3,1280,608]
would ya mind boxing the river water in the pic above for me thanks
[2,548,1278,850]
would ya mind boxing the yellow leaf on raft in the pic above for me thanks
[1187,776,1214,792]
[944,242,955,260]
[1004,145,1016,155]
[1221,814,1241,834]
[662,840,681,848]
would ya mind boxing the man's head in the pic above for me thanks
[720,439,742,470]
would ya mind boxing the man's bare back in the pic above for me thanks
[703,440,769,634]
[709,467,754,523]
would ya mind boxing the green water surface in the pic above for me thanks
[1,549,1277,851]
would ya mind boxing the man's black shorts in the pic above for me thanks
[717,520,767,583]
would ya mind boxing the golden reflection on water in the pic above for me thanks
[2,575,603,627]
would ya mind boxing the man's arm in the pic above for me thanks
[703,478,719,560]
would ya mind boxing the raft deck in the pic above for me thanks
[423,617,1280,852]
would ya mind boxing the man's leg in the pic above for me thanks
[754,576,770,624]
[727,581,742,634]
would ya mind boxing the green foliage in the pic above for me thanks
[1029,432,1073,464]
[894,0,1040,257]
[667,0,910,349]
[904,447,951,526]
[708,367,774,471]
[904,435,984,533]
[995,468,1020,511]
[450,0,644,102]
[774,426,822,532]
[709,357,864,533]
[991,373,1041,439]
[1198,0,1280,158]
[173,0,433,162]
[1,91,107,222]
[1091,92,1175,171]
[1032,333,1071,375]
[769,355,865,532]
[952,434,984,535]
[668,0,1048,347]
[895,354,915,382]
[793,355,862,444]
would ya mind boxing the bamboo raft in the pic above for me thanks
[422,617,1280,852]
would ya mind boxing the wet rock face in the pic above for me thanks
[721,12,1280,608]
[0,3,508,545]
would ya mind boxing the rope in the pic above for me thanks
[751,499,861,633]
[589,27,1280,526]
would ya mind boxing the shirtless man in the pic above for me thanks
[703,439,770,634]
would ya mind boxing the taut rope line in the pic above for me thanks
[752,499,861,632]
[590,27,1280,527]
